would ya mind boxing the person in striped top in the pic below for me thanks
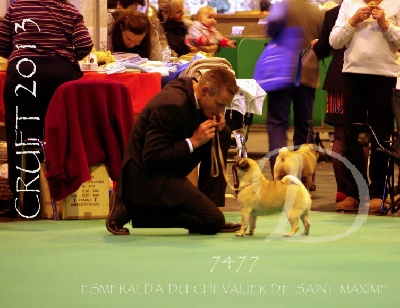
[0,0,93,218]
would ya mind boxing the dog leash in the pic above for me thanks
[210,132,240,192]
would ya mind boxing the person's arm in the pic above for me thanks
[313,8,339,60]
[142,104,192,169]
[149,26,163,61]
[329,3,372,49]
[373,5,400,48]
[166,30,191,56]
[0,11,13,58]
[71,14,93,60]
[213,28,236,48]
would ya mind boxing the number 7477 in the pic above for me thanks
[210,256,259,273]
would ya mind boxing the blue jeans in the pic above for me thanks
[267,85,316,172]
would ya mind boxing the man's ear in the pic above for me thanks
[200,85,209,97]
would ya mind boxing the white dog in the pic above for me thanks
[232,158,311,237]
[273,144,319,191]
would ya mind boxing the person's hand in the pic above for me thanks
[214,114,226,132]
[226,40,236,48]
[348,6,373,27]
[371,5,389,32]
[310,39,319,49]
[189,46,199,53]
[190,118,217,148]
[200,37,210,45]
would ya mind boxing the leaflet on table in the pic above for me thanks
[112,52,148,65]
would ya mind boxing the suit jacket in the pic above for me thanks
[313,5,345,92]
[117,77,201,206]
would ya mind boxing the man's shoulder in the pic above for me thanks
[153,78,194,103]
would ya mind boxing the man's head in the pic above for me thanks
[196,67,239,119]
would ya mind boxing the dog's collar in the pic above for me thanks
[239,179,261,191]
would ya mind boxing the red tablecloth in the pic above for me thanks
[0,71,161,123]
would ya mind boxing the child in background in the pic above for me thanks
[185,6,236,51]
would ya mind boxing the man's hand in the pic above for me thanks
[214,114,226,132]
[189,118,218,149]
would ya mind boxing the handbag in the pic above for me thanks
[295,45,320,89]
[253,27,303,92]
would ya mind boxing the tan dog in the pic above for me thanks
[232,158,311,237]
[273,144,319,191]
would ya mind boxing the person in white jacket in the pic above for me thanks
[329,0,400,213]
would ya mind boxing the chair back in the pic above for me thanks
[44,79,134,201]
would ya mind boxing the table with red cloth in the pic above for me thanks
[0,70,162,123]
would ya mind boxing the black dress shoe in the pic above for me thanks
[106,192,131,235]
[220,222,241,233]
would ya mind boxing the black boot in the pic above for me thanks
[106,191,130,235]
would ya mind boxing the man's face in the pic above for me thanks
[199,87,234,119]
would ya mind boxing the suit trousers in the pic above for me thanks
[127,125,231,234]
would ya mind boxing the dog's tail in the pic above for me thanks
[281,175,312,208]
[278,147,290,157]
[281,174,303,187]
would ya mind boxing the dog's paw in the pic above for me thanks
[283,232,295,237]
[235,232,244,237]
[245,231,254,236]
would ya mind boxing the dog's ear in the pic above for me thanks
[238,158,250,170]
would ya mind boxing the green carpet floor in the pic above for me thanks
[1,211,399,308]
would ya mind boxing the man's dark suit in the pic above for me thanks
[115,77,231,234]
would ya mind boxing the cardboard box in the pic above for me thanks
[0,57,7,71]
[40,163,109,219]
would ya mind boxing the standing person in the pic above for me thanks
[185,6,236,50]
[392,53,400,158]
[0,0,93,218]
[313,2,369,206]
[106,67,241,235]
[330,0,400,212]
[108,10,163,61]
[157,0,219,57]
[254,0,324,174]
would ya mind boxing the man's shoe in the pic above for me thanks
[220,222,241,232]
[369,198,387,214]
[336,197,359,212]
[106,191,130,235]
